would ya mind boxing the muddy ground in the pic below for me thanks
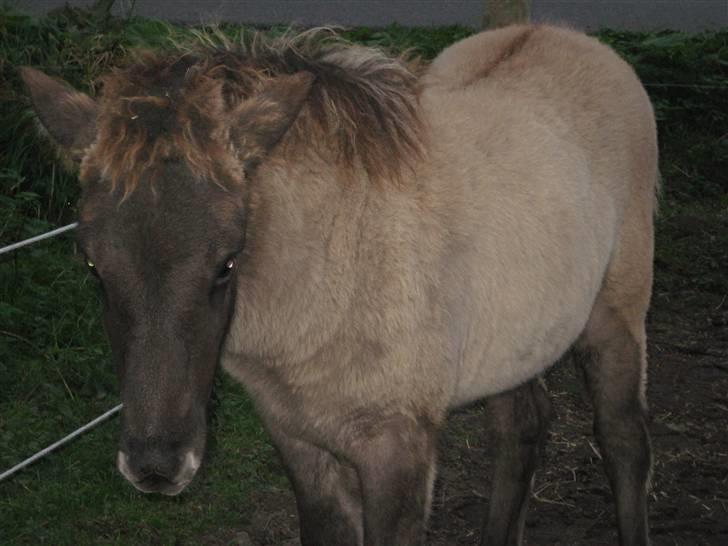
[238,286,728,545]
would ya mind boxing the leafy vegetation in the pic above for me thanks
[1,3,726,544]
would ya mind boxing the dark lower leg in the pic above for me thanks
[594,409,651,546]
[576,335,652,546]
[272,434,363,546]
[353,416,438,546]
[481,379,551,546]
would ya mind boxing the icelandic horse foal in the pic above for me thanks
[22,23,656,546]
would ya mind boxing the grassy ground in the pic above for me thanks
[1,3,726,545]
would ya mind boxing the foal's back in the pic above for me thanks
[424,23,656,207]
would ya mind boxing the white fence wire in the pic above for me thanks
[0,404,122,482]
[0,222,122,483]
[0,222,78,256]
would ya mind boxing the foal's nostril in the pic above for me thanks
[138,462,173,481]
[138,472,175,490]
[124,439,180,481]
[135,453,178,481]
[118,448,200,495]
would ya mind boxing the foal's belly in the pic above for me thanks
[446,196,616,407]
[450,296,592,407]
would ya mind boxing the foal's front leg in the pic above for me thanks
[271,431,364,546]
[351,416,439,546]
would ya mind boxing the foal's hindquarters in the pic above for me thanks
[419,24,656,546]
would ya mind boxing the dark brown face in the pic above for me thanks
[77,162,246,495]
[20,62,313,495]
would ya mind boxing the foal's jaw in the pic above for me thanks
[117,450,202,496]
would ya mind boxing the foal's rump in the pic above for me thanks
[420,25,657,404]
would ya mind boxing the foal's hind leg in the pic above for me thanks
[575,290,652,545]
[481,378,551,546]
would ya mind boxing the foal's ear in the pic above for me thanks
[20,67,98,164]
[232,71,314,167]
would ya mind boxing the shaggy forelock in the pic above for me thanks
[81,28,425,193]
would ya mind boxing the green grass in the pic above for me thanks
[1,3,726,544]
[1,373,282,545]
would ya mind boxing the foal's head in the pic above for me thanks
[21,53,312,495]
[21,31,422,495]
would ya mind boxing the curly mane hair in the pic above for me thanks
[83,28,425,193]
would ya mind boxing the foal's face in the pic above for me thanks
[21,63,312,496]
[77,165,246,495]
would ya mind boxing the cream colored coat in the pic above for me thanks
[221,24,657,448]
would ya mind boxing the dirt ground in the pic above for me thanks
[239,288,728,546]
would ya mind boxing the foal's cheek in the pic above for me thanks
[99,300,135,382]
[209,286,228,308]
[199,281,237,380]
[210,279,238,327]
[102,315,123,376]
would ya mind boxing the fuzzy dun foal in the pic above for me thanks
[22,24,657,546]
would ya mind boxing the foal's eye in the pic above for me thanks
[85,257,99,277]
[216,257,235,284]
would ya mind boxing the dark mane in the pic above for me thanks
[85,28,425,193]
